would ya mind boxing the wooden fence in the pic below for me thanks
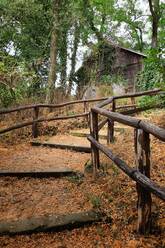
[0,97,109,137]
[0,88,164,234]
[0,89,163,139]
[88,89,165,234]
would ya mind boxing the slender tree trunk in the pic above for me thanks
[148,0,160,49]
[67,23,80,96]
[135,27,143,52]
[59,29,68,95]
[152,17,159,48]
[46,0,60,104]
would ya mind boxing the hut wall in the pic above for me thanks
[112,48,143,92]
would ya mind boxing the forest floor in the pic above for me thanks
[0,109,165,248]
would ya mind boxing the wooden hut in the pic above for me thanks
[73,42,146,97]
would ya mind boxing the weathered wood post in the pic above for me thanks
[131,96,136,110]
[90,110,100,178]
[134,128,152,234]
[107,99,115,144]
[84,101,89,125]
[32,106,39,138]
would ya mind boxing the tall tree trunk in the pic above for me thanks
[148,0,160,48]
[135,27,143,52]
[59,29,68,95]
[83,0,103,41]
[46,0,60,104]
[67,23,80,96]
[152,17,159,48]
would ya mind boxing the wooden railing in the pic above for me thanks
[0,88,164,233]
[88,88,165,234]
[0,97,108,137]
[0,89,163,139]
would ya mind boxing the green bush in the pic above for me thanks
[137,49,165,107]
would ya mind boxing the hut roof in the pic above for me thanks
[116,45,147,57]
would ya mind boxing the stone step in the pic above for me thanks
[31,140,91,153]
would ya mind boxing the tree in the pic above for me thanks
[147,0,161,48]
[67,22,80,96]
[46,0,61,104]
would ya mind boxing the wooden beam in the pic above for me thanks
[31,141,91,153]
[114,88,161,100]
[93,107,165,142]
[98,118,108,131]
[0,89,162,115]
[116,104,137,110]
[0,97,108,115]
[108,99,116,143]
[135,129,152,234]
[0,168,76,178]
[120,104,162,115]
[107,119,114,144]
[139,121,165,142]
[0,113,89,135]
[92,107,141,128]
[96,97,114,108]
[90,111,100,177]
[32,106,39,138]
[0,210,107,234]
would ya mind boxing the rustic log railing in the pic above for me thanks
[1,88,162,138]
[0,97,108,137]
[88,89,165,234]
[0,88,164,233]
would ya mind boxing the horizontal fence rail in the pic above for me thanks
[0,97,108,115]
[96,88,162,108]
[0,113,89,135]
[92,107,165,141]
[0,89,164,139]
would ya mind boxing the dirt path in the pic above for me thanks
[0,143,89,172]
[0,130,165,248]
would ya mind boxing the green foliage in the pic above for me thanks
[0,51,46,107]
[84,160,93,174]
[137,50,164,91]
[0,0,164,105]
[100,74,127,86]
[67,173,84,185]
[0,0,51,60]
[138,94,165,108]
[0,81,27,107]
[137,49,165,107]
[87,194,101,209]
[0,87,14,108]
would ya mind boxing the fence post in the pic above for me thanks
[107,99,115,144]
[134,128,152,234]
[32,106,39,138]
[84,101,89,125]
[90,110,100,178]
[107,119,114,144]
